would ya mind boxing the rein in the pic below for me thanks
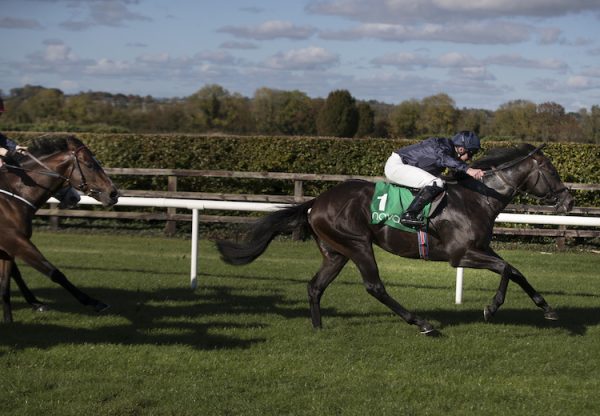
[0,188,37,209]
[482,144,546,176]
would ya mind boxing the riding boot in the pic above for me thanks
[400,185,444,228]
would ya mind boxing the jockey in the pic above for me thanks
[0,97,28,168]
[384,131,485,228]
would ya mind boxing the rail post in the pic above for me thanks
[190,208,199,290]
[164,175,177,236]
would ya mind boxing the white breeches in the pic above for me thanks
[384,153,445,189]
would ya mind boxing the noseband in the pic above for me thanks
[66,145,91,193]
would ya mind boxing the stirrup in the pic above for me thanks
[400,212,424,228]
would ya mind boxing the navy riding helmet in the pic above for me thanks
[452,131,481,153]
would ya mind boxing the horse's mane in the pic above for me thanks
[15,135,83,163]
[471,143,537,170]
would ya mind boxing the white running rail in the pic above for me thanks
[48,196,600,294]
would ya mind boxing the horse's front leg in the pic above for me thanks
[12,263,49,312]
[458,248,557,321]
[6,233,109,313]
[0,259,14,323]
[502,263,558,320]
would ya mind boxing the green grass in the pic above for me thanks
[1,232,600,415]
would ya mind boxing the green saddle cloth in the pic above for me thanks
[370,182,432,233]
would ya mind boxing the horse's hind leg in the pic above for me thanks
[307,242,348,329]
[10,234,109,312]
[0,260,14,323]
[352,247,437,335]
[12,263,49,312]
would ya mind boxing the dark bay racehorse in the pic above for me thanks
[0,135,119,322]
[217,144,574,335]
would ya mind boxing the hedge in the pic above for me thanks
[9,132,600,206]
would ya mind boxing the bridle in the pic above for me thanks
[0,145,99,209]
[482,144,568,206]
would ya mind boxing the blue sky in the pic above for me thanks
[2,0,600,111]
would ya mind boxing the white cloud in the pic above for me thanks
[265,46,339,70]
[485,54,569,71]
[567,76,595,88]
[320,21,533,44]
[306,0,600,23]
[85,58,133,76]
[218,20,316,40]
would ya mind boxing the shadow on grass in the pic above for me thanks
[1,268,598,353]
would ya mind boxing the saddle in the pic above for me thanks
[370,182,445,233]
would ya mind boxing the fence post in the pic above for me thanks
[292,180,304,240]
[557,225,566,251]
[164,175,177,236]
[49,202,60,230]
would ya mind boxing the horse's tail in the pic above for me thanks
[216,199,315,266]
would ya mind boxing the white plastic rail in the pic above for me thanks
[49,197,600,294]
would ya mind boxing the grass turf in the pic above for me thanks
[1,232,599,415]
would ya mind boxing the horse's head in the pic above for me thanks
[63,137,119,207]
[475,144,574,213]
[524,147,574,213]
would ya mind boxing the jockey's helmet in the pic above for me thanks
[452,131,480,152]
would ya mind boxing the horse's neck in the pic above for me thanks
[450,175,515,216]
[11,156,70,208]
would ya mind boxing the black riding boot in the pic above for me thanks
[400,185,444,228]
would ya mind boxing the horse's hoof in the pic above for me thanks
[94,302,110,313]
[420,327,441,337]
[483,306,493,322]
[32,303,49,313]
[544,310,559,321]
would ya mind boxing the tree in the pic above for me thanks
[416,93,457,136]
[491,100,537,140]
[389,99,421,138]
[355,102,375,138]
[187,84,230,130]
[252,87,284,134]
[316,90,358,137]
[276,90,317,135]
[457,108,492,136]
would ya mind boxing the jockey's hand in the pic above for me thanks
[467,167,485,180]
[0,147,7,157]
[15,145,28,154]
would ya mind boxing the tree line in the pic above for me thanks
[1,84,599,143]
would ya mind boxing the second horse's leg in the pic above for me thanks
[0,259,14,322]
[11,234,109,312]
[12,263,49,312]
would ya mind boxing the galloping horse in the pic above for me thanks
[0,135,119,322]
[217,144,574,336]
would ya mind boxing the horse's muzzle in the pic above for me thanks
[554,190,574,214]
[96,187,120,207]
